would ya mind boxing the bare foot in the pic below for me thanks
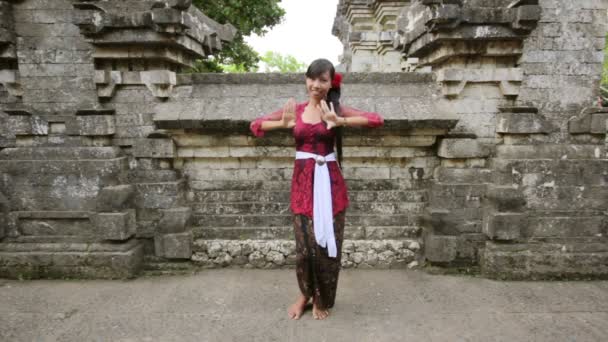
[287,294,309,320]
[312,302,329,320]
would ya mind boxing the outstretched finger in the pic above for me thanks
[320,100,330,114]
[329,102,335,114]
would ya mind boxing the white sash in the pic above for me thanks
[294,151,337,258]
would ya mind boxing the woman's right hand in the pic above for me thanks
[282,98,296,129]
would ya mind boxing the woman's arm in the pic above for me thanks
[338,105,384,128]
[250,98,296,137]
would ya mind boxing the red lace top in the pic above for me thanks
[250,102,384,218]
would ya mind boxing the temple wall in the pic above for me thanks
[112,73,449,269]
[0,0,607,278]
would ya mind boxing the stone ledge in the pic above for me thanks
[568,107,608,135]
[495,144,606,160]
[0,146,122,160]
[192,239,420,269]
[393,1,540,60]
[436,68,523,97]
[481,239,608,280]
[179,72,435,85]
[482,212,526,241]
[154,117,458,134]
[0,239,144,279]
[192,225,422,241]
[438,138,490,159]
[497,112,556,134]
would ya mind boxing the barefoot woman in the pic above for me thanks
[250,59,384,320]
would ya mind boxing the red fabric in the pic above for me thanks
[250,106,284,138]
[332,73,342,89]
[250,101,384,218]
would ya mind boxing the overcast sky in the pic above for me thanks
[244,0,343,68]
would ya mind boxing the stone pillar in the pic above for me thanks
[0,0,234,278]
[0,0,20,98]
[342,0,378,71]
[69,0,235,261]
[393,0,543,269]
[370,1,410,71]
[334,0,410,72]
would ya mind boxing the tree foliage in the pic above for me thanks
[260,51,307,73]
[192,0,285,72]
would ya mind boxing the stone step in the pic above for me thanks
[141,255,198,276]
[189,189,427,203]
[189,179,428,191]
[191,239,422,269]
[191,214,419,227]
[0,239,144,279]
[191,202,426,215]
[192,225,422,240]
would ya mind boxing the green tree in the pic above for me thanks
[192,0,285,72]
[260,51,307,73]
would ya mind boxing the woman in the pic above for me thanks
[250,59,384,320]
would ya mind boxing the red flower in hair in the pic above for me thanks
[332,73,342,89]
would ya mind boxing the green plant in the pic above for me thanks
[191,0,285,72]
[259,51,306,73]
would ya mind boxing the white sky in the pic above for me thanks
[244,0,343,68]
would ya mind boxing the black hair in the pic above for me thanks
[306,58,344,166]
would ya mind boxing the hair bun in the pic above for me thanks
[332,73,342,89]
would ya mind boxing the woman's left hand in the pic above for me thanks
[319,100,338,130]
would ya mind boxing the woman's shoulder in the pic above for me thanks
[295,101,308,114]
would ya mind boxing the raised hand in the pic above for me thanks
[282,98,296,129]
[319,100,338,130]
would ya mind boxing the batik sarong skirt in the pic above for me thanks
[292,211,345,310]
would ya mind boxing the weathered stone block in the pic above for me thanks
[424,235,458,263]
[483,212,526,241]
[158,207,191,234]
[590,113,608,134]
[140,70,176,98]
[133,138,176,158]
[485,186,526,212]
[0,239,144,279]
[568,113,592,133]
[0,191,7,239]
[524,216,606,238]
[420,209,459,235]
[481,241,608,280]
[434,167,492,184]
[7,115,48,136]
[92,210,136,241]
[496,112,556,134]
[569,107,608,134]
[437,139,490,159]
[429,184,486,209]
[97,184,135,212]
[135,181,184,209]
[66,115,116,136]
[436,68,523,97]
[495,145,606,160]
[155,231,192,259]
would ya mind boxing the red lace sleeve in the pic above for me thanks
[250,107,283,138]
[341,105,384,128]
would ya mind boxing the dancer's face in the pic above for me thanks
[306,70,332,100]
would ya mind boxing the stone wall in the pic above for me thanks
[116,73,453,270]
[0,0,607,279]
[0,0,235,279]
[390,0,608,278]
